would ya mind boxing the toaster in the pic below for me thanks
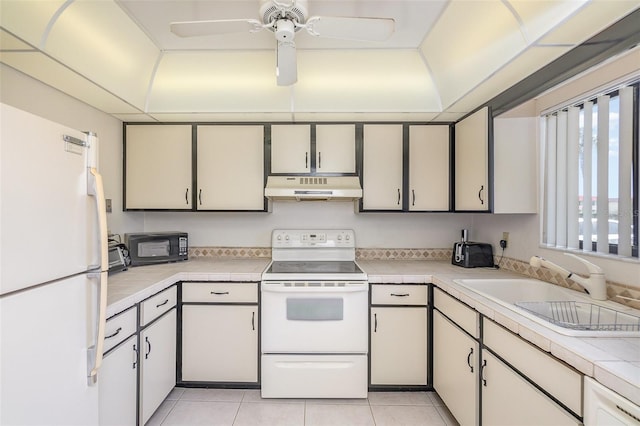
[451,242,495,268]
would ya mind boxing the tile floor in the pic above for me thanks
[147,388,459,426]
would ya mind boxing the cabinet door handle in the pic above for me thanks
[251,311,255,331]
[478,185,484,205]
[390,293,410,297]
[412,189,416,206]
[318,151,322,169]
[467,348,474,373]
[185,188,189,205]
[397,188,401,205]
[374,313,378,332]
[481,359,487,386]
[198,189,202,205]
[145,336,151,360]
[210,291,230,295]
[156,299,169,308]
[305,152,308,169]
[132,344,138,369]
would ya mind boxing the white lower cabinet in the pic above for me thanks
[370,307,427,385]
[180,282,259,384]
[99,335,138,426]
[434,287,582,425]
[370,284,428,386]
[481,350,581,425]
[433,309,479,425]
[182,304,258,382]
[99,307,138,426]
[140,308,177,425]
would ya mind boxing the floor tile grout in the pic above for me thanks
[151,388,457,426]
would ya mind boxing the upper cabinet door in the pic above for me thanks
[271,125,311,174]
[196,125,265,211]
[315,124,356,174]
[362,124,403,210]
[493,116,537,214]
[125,125,192,210]
[455,107,489,211]
[409,125,450,211]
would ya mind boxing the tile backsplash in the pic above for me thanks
[189,246,640,309]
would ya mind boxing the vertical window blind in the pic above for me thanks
[541,84,638,258]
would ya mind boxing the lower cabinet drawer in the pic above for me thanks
[371,284,427,305]
[103,307,137,353]
[182,282,258,303]
[141,286,177,326]
[261,354,368,399]
[434,287,478,338]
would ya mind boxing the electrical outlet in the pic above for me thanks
[502,231,509,242]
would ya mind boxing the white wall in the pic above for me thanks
[2,62,637,288]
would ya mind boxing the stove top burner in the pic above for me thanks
[266,261,363,275]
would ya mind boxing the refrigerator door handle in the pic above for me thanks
[87,167,108,385]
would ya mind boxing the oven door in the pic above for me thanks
[261,281,369,353]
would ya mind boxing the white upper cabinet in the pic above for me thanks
[125,125,192,210]
[409,125,450,211]
[362,124,404,210]
[315,124,356,174]
[271,125,311,173]
[455,107,489,211]
[493,116,537,214]
[196,125,265,211]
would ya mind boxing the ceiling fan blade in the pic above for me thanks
[276,40,297,86]
[170,19,264,38]
[304,16,395,41]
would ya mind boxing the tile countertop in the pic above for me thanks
[106,258,640,406]
[106,258,270,317]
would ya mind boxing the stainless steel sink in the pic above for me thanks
[452,278,640,337]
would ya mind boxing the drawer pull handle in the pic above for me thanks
[481,359,487,386]
[374,313,378,333]
[467,348,474,372]
[211,291,230,295]
[105,327,122,339]
[478,185,484,205]
[390,293,410,297]
[397,188,401,205]
[251,311,255,331]
[145,337,151,360]
[156,299,169,308]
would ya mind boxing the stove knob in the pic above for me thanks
[345,234,350,241]
[277,235,282,241]
[285,235,290,241]
[337,235,342,241]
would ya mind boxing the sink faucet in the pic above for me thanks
[529,253,607,300]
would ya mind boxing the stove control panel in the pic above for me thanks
[272,229,355,248]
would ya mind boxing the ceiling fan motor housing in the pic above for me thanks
[260,0,308,27]
[275,20,295,41]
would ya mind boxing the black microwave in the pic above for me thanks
[124,232,188,266]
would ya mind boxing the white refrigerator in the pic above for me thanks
[0,103,109,425]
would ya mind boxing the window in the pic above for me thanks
[541,83,638,259]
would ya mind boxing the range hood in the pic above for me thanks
[265,176,362,201]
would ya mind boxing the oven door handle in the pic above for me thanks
[261,285,368,293]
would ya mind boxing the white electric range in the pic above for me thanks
[260,229,369,398]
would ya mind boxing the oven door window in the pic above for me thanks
[287,298,343,321]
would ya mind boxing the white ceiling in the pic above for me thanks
[1,0,639,122]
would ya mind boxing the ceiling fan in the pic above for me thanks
[170,0,395,86]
